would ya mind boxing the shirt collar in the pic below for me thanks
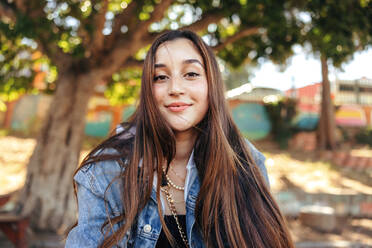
[151,148,197,209]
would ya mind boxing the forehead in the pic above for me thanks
[155,38,203,64]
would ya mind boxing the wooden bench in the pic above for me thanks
[0,192,29,248]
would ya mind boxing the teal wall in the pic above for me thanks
[122,105,136,122]
[85,111,112,137]
[232,103,271,140]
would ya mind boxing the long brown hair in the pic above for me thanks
[70,30,294,248]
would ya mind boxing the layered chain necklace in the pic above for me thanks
[161,165,189,248]
[162,164,186,191]
[164,173,185,191]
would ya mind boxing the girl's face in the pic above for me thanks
[153,38,209,134]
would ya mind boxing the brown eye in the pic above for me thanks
[154,75,168,82]
[184,72,200,79]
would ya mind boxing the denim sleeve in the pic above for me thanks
[245,140,270,188]
[65,156,128,247]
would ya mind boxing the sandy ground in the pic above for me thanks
[254,139,372,195]
[253,139,372,245]
[0,136,34,196]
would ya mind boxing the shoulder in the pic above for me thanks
[66,149,129,246]
[245,139,265,166]
[74,125,135,196]
[74,148,126,198]
[244,139,270,188]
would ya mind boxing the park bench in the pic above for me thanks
[0,192,29,248]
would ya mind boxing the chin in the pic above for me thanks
[167,122,196,133]
[170,125,193,132]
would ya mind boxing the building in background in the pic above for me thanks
[226,84,284,140]
[286,77,372,129]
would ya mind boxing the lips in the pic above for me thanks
[166,102,192,112]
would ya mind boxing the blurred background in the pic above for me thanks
[0,0,371,247]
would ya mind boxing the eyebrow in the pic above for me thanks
[154,59,204,68]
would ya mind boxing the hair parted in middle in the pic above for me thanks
[73,30,294,248]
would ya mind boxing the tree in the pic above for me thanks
[0,0,301,233]
[298,0,372,150]
[0,31,58,128]
[220,62,255,91]
[0,34,35,102]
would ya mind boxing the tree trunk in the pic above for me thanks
[2,99,17,129]
[317,55,336,150]
[16,71,99,233]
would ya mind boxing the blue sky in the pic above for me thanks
[250,46,372,91]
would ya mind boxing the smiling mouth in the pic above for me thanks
[166,103,192,112]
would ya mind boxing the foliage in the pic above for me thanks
[1,0,371,121]
[0,99,6,111]
[264,98,297,148]
[293,0,372,149]
[221,62,255,91]
[0,128,9,137]
[0,26,58,102]
[298,0,372,66]
[0,0,313,112]
[337,126,350,143]
[105,68,141,106]
[0,0,305,94]
[355,127,372,147]
[0,32,36,101]
[214,0,301,67]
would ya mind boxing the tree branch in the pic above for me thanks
[122,58,144,69]
[88,0,109,58]
[2,1,73,72]
[104,0,142,50]
[39,41,73,73]
[212,27,260,52]
[180,12,224,32]
[0,2,16,22]
[94,0,173,79]
[143,11,224,44]
[15,0,44,19]
[133,0,173,39]
[14,0,26,13]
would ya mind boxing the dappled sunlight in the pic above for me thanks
[0,136,90,195]
[0,136,35,195]
[340,178,372,194]
[263,151,372,194]
[288,218,372,243]
[351,147,372,157]
[0,169,26,195]
[2,135,371,196]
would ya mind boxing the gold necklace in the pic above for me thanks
[165,174,185,190]
[161,185,189,248]
[162,166,185,191]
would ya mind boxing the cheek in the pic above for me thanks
[198,82,209,106]
[153,85,164,104]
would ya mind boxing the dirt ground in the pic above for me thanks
[254,139,372,245]
[288,217,372,245]
[0,135,372,245]
[253,139,372,195]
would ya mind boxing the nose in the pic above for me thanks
[168,75,184,96]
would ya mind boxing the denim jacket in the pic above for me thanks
[65,141,269,248]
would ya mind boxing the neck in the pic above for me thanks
[172,129,196,166]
